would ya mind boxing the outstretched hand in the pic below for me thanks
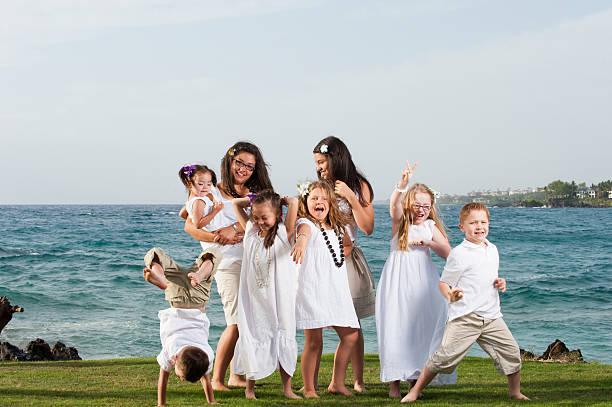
[494,278,507,293]
[397,161,418,190]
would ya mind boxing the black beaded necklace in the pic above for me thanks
[319,223,345,268]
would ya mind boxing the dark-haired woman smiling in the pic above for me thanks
[182,141,273,390]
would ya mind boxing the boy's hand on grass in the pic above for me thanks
[494,278,506,293]
[449,288,463,302]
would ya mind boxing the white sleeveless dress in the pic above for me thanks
[375,219,457,384]
[233,221,298,380]
[295,218,359,330]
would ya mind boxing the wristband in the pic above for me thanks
[232,223,239,232]
[394,183,409,193]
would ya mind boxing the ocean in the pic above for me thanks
[1,205,610,363]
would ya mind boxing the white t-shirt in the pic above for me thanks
[157,308,214,374]
[440,239,502,322]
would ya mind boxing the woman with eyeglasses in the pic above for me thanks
[375,162,456,398]
[181,141,273,391]
[312,136,376,393]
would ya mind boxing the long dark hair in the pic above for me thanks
[221,141,273,198]
[313,136,374,207]
[251,189,282,249]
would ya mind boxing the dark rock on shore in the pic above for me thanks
[0,296,24,335]
[1,342,31,361]
[521,339,585,363]
[0,339,81,362]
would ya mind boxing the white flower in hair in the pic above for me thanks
[320,144,328,153]
[297,182,311,197]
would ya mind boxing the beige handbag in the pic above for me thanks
[345,246,376,319]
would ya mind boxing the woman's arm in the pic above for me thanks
[179,205,188,220]
[232,197,251,230]
[184,219,218,242]
[334,180,374,235]
[283,196,299,243]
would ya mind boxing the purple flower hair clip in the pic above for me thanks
[182,165,196,177]
[247,193,257,204]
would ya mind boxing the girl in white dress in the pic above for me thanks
[290,180,359,398]
[179,164,223,285]
[376,162,457,398]
[231,190,301,400]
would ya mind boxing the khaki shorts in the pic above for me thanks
[214,262,241,326]
[426,313,521,376]
[346,246,376,319]
[144,247,221,309]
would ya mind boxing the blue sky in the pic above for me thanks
[1,0,611,203]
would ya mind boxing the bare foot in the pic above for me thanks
[212,381,230,391]
[328,384,354,396]
[303,390,319,399]
[401,389,419,403]
[143,267,167,290]
[187,261,213,287]
[228,376,248,387]
[354,381,366,393]
[284,390,302,399]
[389,381,401,398]
[510,393,530,400]
[245,388,256,400]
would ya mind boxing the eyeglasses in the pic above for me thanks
[233,158,255,172]
[412,204,432,211]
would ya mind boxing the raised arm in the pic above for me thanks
[283,196,299,243]
[390,161,417,225]
[232,197,251,230]
[157,367,170,406]
[334,180,374,235]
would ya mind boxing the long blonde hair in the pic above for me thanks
[397,183,447,251]
[297,180,349,234]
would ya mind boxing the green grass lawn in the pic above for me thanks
[1,354,611,406]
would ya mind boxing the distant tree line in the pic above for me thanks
[545,179,612,200]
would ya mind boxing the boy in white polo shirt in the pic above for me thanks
[401,203,528,403]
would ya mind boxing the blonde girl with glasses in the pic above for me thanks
[375,161,457,398]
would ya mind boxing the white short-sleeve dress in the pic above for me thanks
[233,221,298,380]
[375,219,457,384]
[295,218,359,330]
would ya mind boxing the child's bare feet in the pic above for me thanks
[354,380,366,392]
[143,266,167,290]
[510,393,530,400]
[187,261,213,287]
[389,381,401,398]
[245,388,256,399]
[328,384,354,396]
[303,389,319,398]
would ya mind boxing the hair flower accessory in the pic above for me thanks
[182,165,196,177]
[227,148,235,156]
[247,193,257,204]
[297,182,311,197]
[319,144,328,153]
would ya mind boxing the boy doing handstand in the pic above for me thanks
[402,203,528,403]
[143,246,222,406]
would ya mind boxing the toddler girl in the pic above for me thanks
[291,180,359,398]
[231,190,301,400]
[376,162,457,398]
